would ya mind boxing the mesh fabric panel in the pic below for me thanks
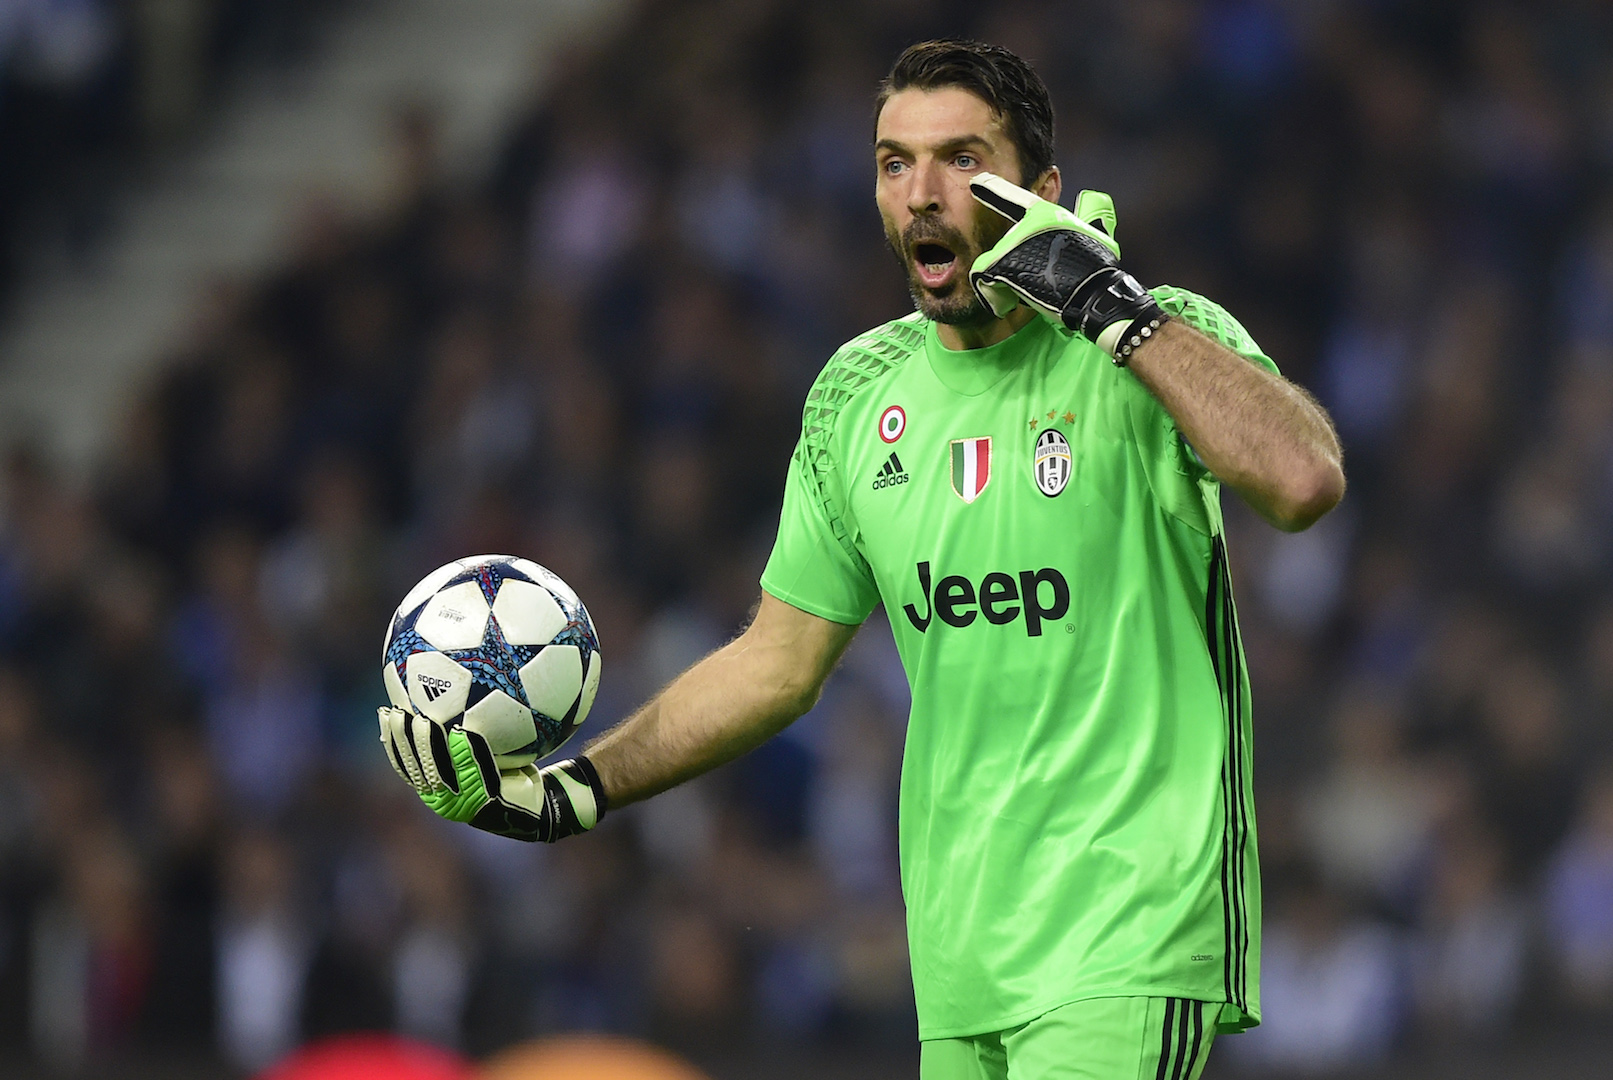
[797,314,925,561]
[1151,285,1273,370]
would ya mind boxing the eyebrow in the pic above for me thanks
[875,134,995,157]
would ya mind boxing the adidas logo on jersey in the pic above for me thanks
[870,452,910,490]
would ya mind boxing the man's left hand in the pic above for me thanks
[969,174,1169,365]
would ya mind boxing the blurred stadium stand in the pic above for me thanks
[1,0,343,310]
[3,1,1613,1078]
[0,0,623,467]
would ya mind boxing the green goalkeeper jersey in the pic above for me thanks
[760,288,1270,1040]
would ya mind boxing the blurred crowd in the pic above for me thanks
[0,0,339,305]
[3,0,1613,1075]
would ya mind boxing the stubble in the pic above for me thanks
[883,209,1011,327]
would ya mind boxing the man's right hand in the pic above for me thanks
[378,706,606,843]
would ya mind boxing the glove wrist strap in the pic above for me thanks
[569,754,609,820]
[1059,268,1169,366]
[537,754,609,842]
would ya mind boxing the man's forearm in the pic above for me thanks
[1127,320,1344,531]
[583,642,804,807]
[582,597,857,807]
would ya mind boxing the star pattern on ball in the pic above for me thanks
[383,556,602,769]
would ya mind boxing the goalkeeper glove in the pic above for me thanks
[968,174,1168,365]
[378,706,606,842]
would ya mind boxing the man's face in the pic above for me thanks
[874,87,1027,327]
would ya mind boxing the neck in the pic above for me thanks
[935,306,1038,350]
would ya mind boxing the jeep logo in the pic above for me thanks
[901,561,1070,637]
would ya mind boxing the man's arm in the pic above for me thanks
[584,591,860,807]
[964,174,1343,532]
[1126,321,1345,532]
[381,578,861,840]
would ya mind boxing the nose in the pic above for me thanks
[907,160,945,217]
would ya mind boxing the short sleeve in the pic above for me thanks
[1129,286,1278,535]
[1152,285,1279,377]
[761,435,880,625]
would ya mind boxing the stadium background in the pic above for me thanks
[3,0,1613,1077]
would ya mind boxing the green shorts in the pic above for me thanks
[919,997,1217,1080]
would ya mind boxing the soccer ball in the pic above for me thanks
[382,555,601,768]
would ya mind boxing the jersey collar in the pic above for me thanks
[924,315,1056,397]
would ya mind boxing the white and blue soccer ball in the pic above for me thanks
[382,555,601,768]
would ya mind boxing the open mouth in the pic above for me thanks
[912,241,959,289]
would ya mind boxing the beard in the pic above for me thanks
[883,210,1009,327]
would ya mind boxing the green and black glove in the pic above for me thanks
[969,173,1168,365]
[379,706,605,842]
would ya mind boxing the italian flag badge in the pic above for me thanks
[949,437,992,503]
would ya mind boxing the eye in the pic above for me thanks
[882,158,907,176]
[955,154,978,169]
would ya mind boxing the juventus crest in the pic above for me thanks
[1034,429,1072,497]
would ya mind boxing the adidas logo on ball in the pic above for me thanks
[417,674,454,702]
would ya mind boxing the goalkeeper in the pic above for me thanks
[382,38,1344,1080]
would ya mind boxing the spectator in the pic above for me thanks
[1475,653,1580,878]
[139,726,222,1048]
[388,819,475,1048]
[1226,864,1401,1073]
[1300,682,1437,910]
[1544,763,1613,1008]
[216,829,310,1071]
[30,828,150,1069]
[1410,823,1530,1038]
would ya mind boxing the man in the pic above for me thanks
[381,39,1344,1080]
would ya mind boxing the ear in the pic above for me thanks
[1033,166,1062,207]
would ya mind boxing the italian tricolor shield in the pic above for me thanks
[949,437,992,503]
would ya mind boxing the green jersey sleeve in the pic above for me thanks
[1153,285,1278,376]
[1126,285,1280,536]
[761,322,922,624]
[762,432,880,624]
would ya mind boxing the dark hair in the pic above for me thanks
[876,39,1056,187]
